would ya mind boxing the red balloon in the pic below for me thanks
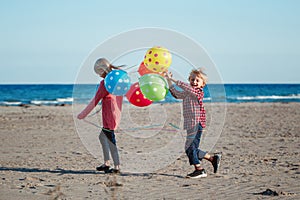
[138,62,154,76]
[138,62,167,77]
[126,82,152,107]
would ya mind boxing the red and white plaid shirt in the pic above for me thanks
[169,80,206,129]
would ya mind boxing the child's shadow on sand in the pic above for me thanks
[121,172,184,179]
[0,166,184,178]
[0,166,100,175]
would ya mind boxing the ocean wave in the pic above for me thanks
[57,97,74,102]
[31,100,59,105]
[204,97,212,101]
[0,101,23,106]
[233,94,300,101]
[30,97,74,105]
[0,99,73,106]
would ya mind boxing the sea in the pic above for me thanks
[0,84,299,106]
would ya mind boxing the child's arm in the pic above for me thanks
[166,72,202,99]
[176,81,200,95]
[165,72,186,99]
[77,81,109,119]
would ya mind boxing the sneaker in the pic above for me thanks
[186,169,207,178]
[105,168,121,174]
[96,164,110,172]
[212,154,221,173]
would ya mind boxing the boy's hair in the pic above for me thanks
[189,68,208,85]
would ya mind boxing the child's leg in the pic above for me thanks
[203,153,213,161]
[204,153,222,173]
[185,124,205,166]
[195,126,221,173]
[99,129,111,165]
[186,124,221,174]
[102,129,120,168]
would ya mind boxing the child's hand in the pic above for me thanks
[164,72,173,79]
[164,72,173,86]
[165,71,177,83]
[77,112,86,120]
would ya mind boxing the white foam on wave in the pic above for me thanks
[30,97,73,105]
[57,97,74,102]
[0,101,22,106]
[235,94,300,100]
[31,100,59,105]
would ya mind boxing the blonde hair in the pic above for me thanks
[94,58,121,75]
[189,68,208,85]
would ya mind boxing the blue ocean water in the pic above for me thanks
[0,84,299,106]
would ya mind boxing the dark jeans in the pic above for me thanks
[99,128,120,166]
[185,123,207,165]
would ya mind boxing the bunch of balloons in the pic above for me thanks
[104,46,172,107]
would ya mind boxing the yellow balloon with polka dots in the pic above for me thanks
[143,46,172,73]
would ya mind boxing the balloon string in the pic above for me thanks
[82,119,115,132]
[83,119,102,129]
[82,119,182,133]
[169,123,185,140]
[124,64,138,71]
[169,123,180,129]
[139,128,177,132]
[86,105,102,118]
[87,109,101,117]
[125,123,163,130]
[122,124,178,132]
[128,70,139,74]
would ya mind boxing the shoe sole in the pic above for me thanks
[96,167,110,172]
[186,174,207,179]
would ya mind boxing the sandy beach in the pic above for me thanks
[0,102,299,199]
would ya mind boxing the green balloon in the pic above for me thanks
[139,74,169,101]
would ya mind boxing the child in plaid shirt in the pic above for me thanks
[166,69,221,178]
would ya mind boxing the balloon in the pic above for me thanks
[126,82,152,107]
[143,46,172,73]
[139,74,169,101]
[138,62,154,76]
[104,70,131,96]
[138,61,167,77]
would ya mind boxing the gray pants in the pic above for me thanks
[99,128,120,166]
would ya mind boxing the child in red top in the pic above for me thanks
[166,69,221,178]
[77,58,122,174]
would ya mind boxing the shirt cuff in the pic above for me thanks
[169,84,176,89]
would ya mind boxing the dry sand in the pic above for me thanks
[0,103,299,199]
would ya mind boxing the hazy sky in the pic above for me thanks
[1,0,299,83]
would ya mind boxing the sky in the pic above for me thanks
[0,0,299,84]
